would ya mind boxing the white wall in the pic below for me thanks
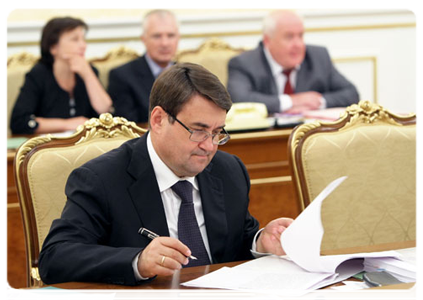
[7,9,416,114]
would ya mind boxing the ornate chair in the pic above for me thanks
[90,46,139,88]
[7,52,39,135]
[14,113,146,287]
[288,101,416,252]
[175,38,245,86]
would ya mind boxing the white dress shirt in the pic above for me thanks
[132,134,212,280]
[263,46,296,112]
[133,134,264,280]
[146,134,212,261]
[263,46,326,112]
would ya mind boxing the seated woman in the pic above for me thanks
[10,17,112,134]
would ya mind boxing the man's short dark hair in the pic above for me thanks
[149,62,232,122]
[40,17,88,67]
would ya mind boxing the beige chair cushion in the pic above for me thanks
[300,124,416,250]
[27,137,131,249]
[176,38,244,86]
[90,46,139,89]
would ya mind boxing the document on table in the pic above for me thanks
[363,247,416,283]
[280,176,398,274]
[182,176,406,294]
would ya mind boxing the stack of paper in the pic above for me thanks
[182,177,415,294]
[363,248,416,283]
[302,107,347,121]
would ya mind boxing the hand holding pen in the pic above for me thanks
[136,227,195,278]
[138,227,197,260]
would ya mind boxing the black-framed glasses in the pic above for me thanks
[166,112,230,145]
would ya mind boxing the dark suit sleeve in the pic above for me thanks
[107,67,142,122]
[227,55,281,114]
[312,47,359,107]
[38,166,142,286]
[10,66,43,134]
[234,156,260,259]
[322,61,360,107]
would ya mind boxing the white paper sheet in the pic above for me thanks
[280,176,346,272]
[330,280,368,290]
[364,253,416,282]
[280,176,398,273]
[182,255,364,294]
[181,176,411,294]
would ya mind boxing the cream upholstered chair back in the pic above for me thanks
[90,46,139,89]
[14,113,146,287]
[288,101,416,253]
[176,38,245,86]
[7,52,39,135]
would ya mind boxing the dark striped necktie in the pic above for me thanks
[172,180,211,267]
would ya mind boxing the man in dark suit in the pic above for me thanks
[108,10,179,123]
[39,63,293,285]
[227,10,359,114]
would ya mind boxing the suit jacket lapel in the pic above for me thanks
[127,134,170,237]
[125,135,228,260]
[197,162,228,262]
[258,42,278,95]
[134,56,155,92]
[296,47,313,93]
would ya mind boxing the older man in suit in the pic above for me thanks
[108,10,179,123]
[39,63,293,285]
[227,10,359,114]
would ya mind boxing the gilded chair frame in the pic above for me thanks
[7,51,38,67]
[288,100,416,211]
[175,37,245,58]
[14,113,146,287]
[175,38,245,86]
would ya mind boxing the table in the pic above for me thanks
[7,127,300,288]
[32,274,420,300]
[30,241,420,300]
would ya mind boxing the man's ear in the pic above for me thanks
[149,106,166,133]
[262,34,270,47]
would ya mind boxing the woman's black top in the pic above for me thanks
[10,62,99,134]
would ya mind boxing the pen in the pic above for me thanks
[178,293,256,297]
[138,227,198,260]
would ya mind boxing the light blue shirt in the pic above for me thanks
[145,54,173,78]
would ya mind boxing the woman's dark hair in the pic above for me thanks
[40,17,88,66]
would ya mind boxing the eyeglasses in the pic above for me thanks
[166,112,230,146]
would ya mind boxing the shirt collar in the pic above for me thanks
[147,133,198,192]
[145,53,173,78]
[263,45,301,75]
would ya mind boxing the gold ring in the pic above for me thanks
[160,255,166,266]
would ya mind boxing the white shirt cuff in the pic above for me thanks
[133,251,150,281]
[279,94,293,112]
[250,228,272,258]
[319,96,327,109]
